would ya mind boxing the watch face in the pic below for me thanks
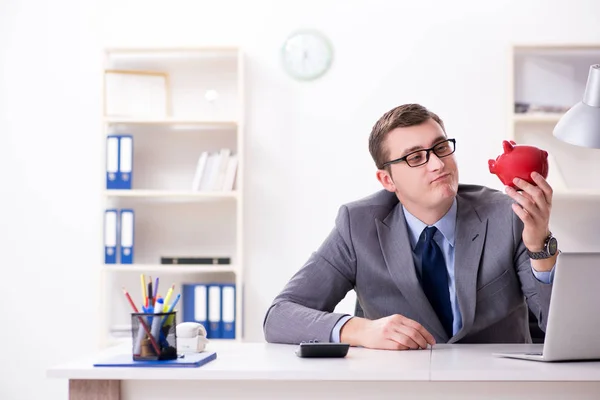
[548,237,558,255]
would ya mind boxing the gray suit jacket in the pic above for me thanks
[263,184,553,345]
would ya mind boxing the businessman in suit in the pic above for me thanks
[263,103,559,350]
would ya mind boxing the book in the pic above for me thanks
[161,257,231,265]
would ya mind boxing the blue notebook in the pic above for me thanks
[93,351,217,368]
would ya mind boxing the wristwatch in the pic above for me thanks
[526,233,558,259]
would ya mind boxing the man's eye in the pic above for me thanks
[408,154,424,162]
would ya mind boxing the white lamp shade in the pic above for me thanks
[553,64,600,149]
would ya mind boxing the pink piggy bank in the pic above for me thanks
[488,140,548,188]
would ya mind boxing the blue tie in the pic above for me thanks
[420,226,453,338]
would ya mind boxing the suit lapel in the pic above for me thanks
[376,204,448,342]
[448,195,488,343]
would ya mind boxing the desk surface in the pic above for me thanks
[47,342,600,382]
[47,342,430,381]
[431,344,600,381]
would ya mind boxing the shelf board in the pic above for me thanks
[105,118,237,129]
[103,264,238,273]
[105,47,239,58]
[513,113,564,123]
[105,190,238,200]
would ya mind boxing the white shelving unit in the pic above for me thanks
[509,44,600,252]
[99,47,245,347]
[103,264,239,274]
[105,190,238,200]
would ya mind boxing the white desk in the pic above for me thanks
[47,342,600,399]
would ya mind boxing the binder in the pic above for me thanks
[94,351,217,368]
[222,154,238,191]
[221,284,236,339]
[182,284,208,333]
[120,209,134,264]
[212,148,231,190]
[198,152,218,191]
[191,151,209,191]
[207,284,222,339]
[118,135,133,189]
[106,136,119,189]
[104,209,118,264]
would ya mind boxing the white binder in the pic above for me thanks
[208,285,222,338]
[119,209,134,264]
[104,209,118,264]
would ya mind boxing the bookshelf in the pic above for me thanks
[100,47,245,347]
[508,44,600,252]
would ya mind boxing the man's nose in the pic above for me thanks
[427,152,444,170]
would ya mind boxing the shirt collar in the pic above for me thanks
[402,197,457,250]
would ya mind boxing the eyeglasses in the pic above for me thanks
[381,138,456,168]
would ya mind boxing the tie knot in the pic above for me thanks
[423,226,438,242]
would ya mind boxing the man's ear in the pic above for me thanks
[376,169,396,193]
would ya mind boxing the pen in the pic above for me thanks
[123,287,138,311]
[140,274,147,308]
[162,284,175,312]
[122,288,161,355]
[166,293,181,314]
[150,298,164,344]
[148,278,153,307]
[153,276,159,300]
[162,293,181,327]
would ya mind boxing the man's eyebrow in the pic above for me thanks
[400,136,447,156]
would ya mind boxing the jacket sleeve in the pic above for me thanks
[512,211,553,332]
[263,205,357,344]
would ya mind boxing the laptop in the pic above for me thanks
[493,252,600,362]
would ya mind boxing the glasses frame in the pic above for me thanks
[381,138,456,168]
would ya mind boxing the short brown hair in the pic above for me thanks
[368,104,445,169]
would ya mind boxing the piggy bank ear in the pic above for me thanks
[502,140,514,153]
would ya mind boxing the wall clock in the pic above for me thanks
[281,29,334,81]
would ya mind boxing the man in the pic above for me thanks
[263,104,558,350]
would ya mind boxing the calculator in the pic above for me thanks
[295,341,350,358]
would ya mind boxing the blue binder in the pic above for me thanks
[183,284,208,333]
[221,284,236,339]
[94,351,217,368]
[104,209,118,264]
[119,209,134,264]
[106,136,119,189]
[118,135,133,190]
[207,284,222,339]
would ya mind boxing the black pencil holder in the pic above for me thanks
[131,311,177,361]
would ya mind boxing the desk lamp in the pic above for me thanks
[553,64,600,148]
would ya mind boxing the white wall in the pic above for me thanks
[1,0,599,398]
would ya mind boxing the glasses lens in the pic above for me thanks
[434,140,454,157]
[405,150,428,167]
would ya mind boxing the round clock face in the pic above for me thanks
[281,30,333,81]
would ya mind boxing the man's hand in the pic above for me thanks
[340,314,436,350]
[505,172,553,250]
[505,171,557,272]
